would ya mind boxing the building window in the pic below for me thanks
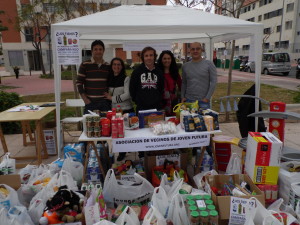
[24,27,33,42]
[242,45,250,50]
[252,3,256,10]
[235,46,239,51]
[286,3,294,13]
[297,31,300,35]
[264,8,283,20]
[8,51,24,66]
[258,15,262,21]
[285,21,292,30]
[277,25,281,33]
[280,41,289,49]
[247,17,255,22]
[264,43,270,49]
[264,27,271,34]
[259,0,273,7]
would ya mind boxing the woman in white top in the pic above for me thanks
[104,57,134,161]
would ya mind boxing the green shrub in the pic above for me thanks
[0,91,23,134]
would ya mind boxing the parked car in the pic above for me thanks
[246,52,291,76]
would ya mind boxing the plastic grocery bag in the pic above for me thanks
[0,208,11,225]
[8,205,34,225]
[103,169,154,208]
[0,184,22,211]
[0,153,15,175]
[115,206,140,225]
[244,197,282,225]
[62,153,83,184]
[167,194,190,225]
[193,169,218,190]
[226,153,242,174]
[142,206,167,225]
[159,173,183,199]
[94,220,117,225]
[28,199,45,225]
[151,187,170,218]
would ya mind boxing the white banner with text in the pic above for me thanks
[112,133,210,152]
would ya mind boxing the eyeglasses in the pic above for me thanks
[190,47,201,51]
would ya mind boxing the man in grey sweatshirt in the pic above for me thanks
[181,42,217,109]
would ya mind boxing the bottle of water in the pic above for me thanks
[201,150,213,172]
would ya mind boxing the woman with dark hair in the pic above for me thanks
[157,50,182,116]
[104,57,134,161]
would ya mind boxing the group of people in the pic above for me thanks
[76,40,217,160]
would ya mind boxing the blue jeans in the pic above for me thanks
[185,98,210,110]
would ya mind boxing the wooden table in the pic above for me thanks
[0,102,56,167]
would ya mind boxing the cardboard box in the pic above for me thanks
[0,174,21,190]
[205,174,265,220]
[144,151,188,180]
[138,110,165,128]
[245,132,283,184]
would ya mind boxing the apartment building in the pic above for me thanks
[0,0,166,74]
[214,0,300,60]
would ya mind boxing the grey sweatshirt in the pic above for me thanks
[181,59,217,101]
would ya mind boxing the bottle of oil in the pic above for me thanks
[63,35,67,45]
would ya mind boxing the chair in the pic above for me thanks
[61,99,85,144]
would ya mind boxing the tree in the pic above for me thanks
[15,0,59,75]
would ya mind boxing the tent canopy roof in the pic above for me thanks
[52,5,263,42]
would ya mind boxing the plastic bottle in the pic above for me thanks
[63,35,67,45]
[201,151,213,172]
[116,105,123,114]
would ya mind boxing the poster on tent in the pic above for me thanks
[55,30,81,65]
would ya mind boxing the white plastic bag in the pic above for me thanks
[151,187,170,218]
[28,199,45,225]
[193,169,218,190]
[0,208,10,225]
[8,205,34,225]
[159,173,183,199]
[245,197,282,225]
[0,153,15,175]
[103,169,154,208]
[167,194,190,225]
[18,164,37,184]
[115,206,140,225]
[62,154,83,184]
[226,153,242,174]
[0,184,22,211]
[94,220,117,225]
[142,206,167,225]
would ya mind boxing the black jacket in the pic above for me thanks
[129,63,164,111]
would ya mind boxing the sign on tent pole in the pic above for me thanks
[55,30,81,65]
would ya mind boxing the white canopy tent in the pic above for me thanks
[51,5,263,154]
